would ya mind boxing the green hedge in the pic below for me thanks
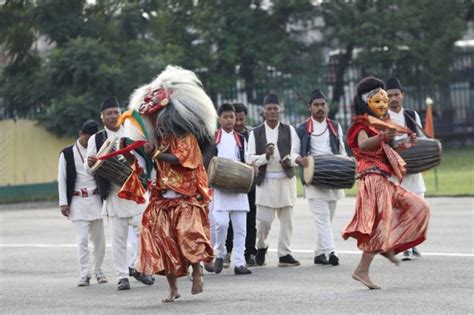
[0,182,58,204]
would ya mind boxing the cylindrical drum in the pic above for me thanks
[399,138,442,174]
[91,138,134,187]
[207,157,255,194]
[303,154,356,189]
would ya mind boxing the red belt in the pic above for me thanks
[73,188,98,197]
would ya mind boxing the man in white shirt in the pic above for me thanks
[295,89,348,266]
[85,97,147,290]
[58,119,108,287]
[247,93,300,267]
[386,77,427,261]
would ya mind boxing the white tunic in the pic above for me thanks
[212,130,249,212]
[247,122,299,208]
[388,108,427,194]
[58,140,103,221]
[84,126,145,218]
[302,118,347,201]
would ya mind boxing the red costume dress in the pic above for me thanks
[137,133,214,277]
[342,120,430,253]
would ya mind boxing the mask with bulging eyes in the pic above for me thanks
[367,89,389,117]
[139,88,172,116]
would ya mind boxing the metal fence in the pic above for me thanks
[210,52,474,143]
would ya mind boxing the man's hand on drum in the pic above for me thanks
[251,161,259,177]
[280,156,292,169]
[265,144,275,160]
[296,156,309,168]
[143,142,155,155]
[60,205,70,217]
[119,137,136,164]
[87,155,97,167]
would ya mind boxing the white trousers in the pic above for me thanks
[108,215,141,279]
[213,210,247,267]
[209,203,217,249]
[308,199,337,256]
[72,219,106,278]
[256,205,293,257]
[128,226,138,269]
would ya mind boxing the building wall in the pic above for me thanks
[0,119,75,186]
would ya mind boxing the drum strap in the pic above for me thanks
[404,110,430,138]
[94,130,111,200]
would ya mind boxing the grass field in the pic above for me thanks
[297,146,474,197]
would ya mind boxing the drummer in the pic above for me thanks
[84,96,148,290]
[386,77,427,261]
[211,103,252,275]
[295,89,347,266]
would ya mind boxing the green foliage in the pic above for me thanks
[37,94,99,137]
[0,0,470,136]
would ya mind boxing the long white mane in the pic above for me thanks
[127,65,217,148]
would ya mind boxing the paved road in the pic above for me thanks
[1,197,473,314]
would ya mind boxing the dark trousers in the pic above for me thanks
[225,188,257,257]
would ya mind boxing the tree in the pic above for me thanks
[320,0,468,114]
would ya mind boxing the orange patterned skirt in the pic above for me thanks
[137,196,214,277]
[342,174,430,254]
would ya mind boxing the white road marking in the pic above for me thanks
[1,244,473,257]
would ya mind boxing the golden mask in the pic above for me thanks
[367,89,389,117]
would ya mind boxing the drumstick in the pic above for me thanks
[354,114,413,134]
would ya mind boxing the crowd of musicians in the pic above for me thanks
[58,66,431,301]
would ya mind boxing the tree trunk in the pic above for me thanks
[330,42,354,119]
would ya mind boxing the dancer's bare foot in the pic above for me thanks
[191,272,204,295]
[381,250,400,266]
[352,273,381,290]
[162,289,180,303]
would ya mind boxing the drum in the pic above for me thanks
[303,155,356,189]
[399,138,442,174]
[91,138,135,187]
[207,157,255,194]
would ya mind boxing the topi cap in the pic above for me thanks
[385,77,404,91]
[309,89,327,104]
[80,119,99,135]
[101,96,120,111]
[263,93,280,106]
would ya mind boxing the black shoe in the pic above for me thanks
[314,254,329,265]
[412,247,421,258]
[234,265,252,275]
[117,278,130,290]
[255,247,268,266]
[203,261,215,273]
[141,274,154,285]
[129,267,142,282]
[214,258,224,274]
[278,254,300,267]
[245,254,257,267]
[401,250,413,261]
[328,252,339,266]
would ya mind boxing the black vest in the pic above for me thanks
[404,110,420,136]
[295,118,341,157]
[61,145,76,206]
[94,130,110,200]
[253,123,294,185]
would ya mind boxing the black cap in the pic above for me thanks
[309,89,327,104]
[385,77,403,91]
[263,93,280,106]
[80,119,99,135]
[101,96,120,111]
